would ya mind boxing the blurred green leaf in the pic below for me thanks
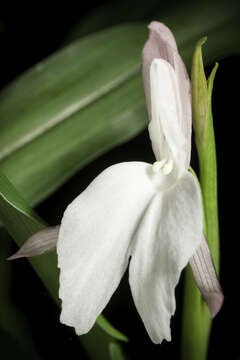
[0,24,147,207]
[109,343,127,360]
[0,74,146,207]
[0,170,128,358]
[0,24,145,162]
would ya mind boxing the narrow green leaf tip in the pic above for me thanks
[198,36,208,47]
[191,36,208,150]
[207,62,219,91]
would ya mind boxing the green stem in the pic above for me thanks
[181,268,211,360]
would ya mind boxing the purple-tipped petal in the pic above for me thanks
[8,226,59,260]
[202,291,224,318]
[189,235,224,318]
[142,21,192,166]
[148,21,178,53]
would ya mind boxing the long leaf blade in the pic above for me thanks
[0,75,146,206]
[0,24,146,161]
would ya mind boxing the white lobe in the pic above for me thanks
[129,171,203,343]
[57,162,155,335]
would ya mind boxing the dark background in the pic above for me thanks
[0,1,239,359]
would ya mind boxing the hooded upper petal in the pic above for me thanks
[150,59,190,177]
[142,22,192,168]
[57,162,156,335]
[129,171,203,343]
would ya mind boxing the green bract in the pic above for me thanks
[181,39,220,360]
[191,39,219,271]
[191,37,208,149]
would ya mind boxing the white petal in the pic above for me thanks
[129,171,203,343]
[149,59,189,176]
[57,162,156,335]
[142,21,192,167]
[142,21,178,118]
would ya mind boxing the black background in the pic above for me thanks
[0,1,239,359]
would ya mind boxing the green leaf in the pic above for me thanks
[0,170,59,299]
[109,343,127,360]
[0,24,147,206]
[0,24,145,162]
[0,170,128,356]
[0,74,146,207]
[0,172,46,240]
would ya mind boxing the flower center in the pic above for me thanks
[152,159,173,175]
[148,158,177,191]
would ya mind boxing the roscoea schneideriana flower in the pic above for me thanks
[9,21,223,344]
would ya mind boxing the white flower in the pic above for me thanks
[56,22,220,343]
[10,21,223,344]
